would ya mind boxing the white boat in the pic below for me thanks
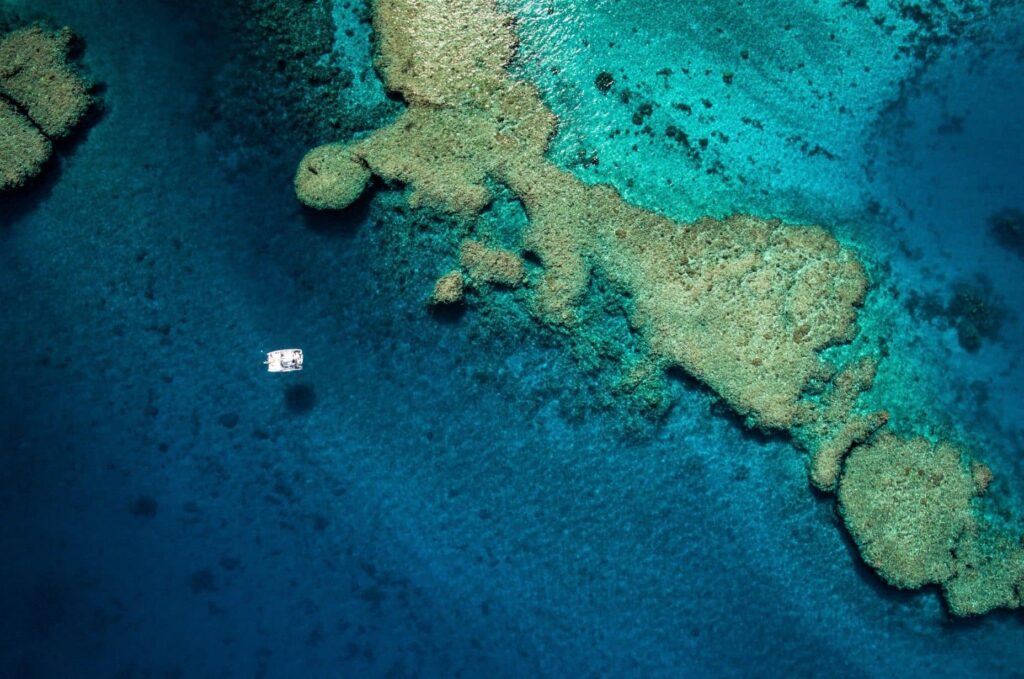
[265,348,303,372]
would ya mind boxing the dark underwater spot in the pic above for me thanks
[594,70,614,92]
[428,299,467,324]
[306,623,325,646]
[29,577,71,637]
[0,155,61,229]
[905,276,1006,352]
[301,180,373,236]
[188,569,217,594]
[947,279,1005,353]
[989,207,1024,258]
[130,495,158,518]
[12,656,39,679]
[935,114,964,135]
[359,585,385,606]
[217,412,239,429]
[284,383,316,414]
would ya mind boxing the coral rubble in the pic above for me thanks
[295,0,1023,615]
[0,24,94,191]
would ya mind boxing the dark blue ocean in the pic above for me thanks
[2,0,1023,677]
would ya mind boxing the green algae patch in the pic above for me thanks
[295,0,1023,616]
[838,434,977,589]
[0,24,94,192]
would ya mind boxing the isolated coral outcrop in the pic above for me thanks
[430,271,465,305]
[0,24,94,191]
[294,142,370,210]
[295,0,1023,616]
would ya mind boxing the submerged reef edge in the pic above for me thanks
[294,0,1024,617]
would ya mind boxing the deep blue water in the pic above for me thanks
[2,1,1023,677]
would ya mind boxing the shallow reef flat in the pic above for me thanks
[297,0,1023,617]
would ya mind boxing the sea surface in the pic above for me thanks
[1,0,1023,677]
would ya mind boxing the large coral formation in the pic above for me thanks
[294,0,868,430]
[0,24,93,191]
[944,522,1024,616]
[840,434,1024,614]
[839,434,980,588]
[0,96,50,188]
[295,0,1023,616]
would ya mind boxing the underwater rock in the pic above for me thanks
[0,24,94,191]
[947,278,1005,353]
[295,0,1022,616]
[905,276,1006,353]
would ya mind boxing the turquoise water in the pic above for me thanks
[2,0,1023,676]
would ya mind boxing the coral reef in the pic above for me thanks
[840,434,1024,615]
[0,97,50,189]
[430,271,465,305]
[794,357,889,491]
[295,0,1023,616]
[839,434,981,588]
[294,143,370,210]
[459,240,525,288]
[0,24,93,191]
